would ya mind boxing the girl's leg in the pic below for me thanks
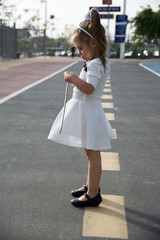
[79,149,102,201]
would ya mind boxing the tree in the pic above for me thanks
[130,5,160,54]
[0,1,15,25]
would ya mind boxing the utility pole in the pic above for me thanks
[41,0,47,55]
[120,0,127,59]
[107,5,110,55]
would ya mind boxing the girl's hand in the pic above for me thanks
[64,71,76,84]
[64,71,94,94]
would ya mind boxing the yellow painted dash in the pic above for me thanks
[101,152,120,171]
[102,102,114,109]
[82,195,128,239]
[101,94,113,100]
[105,113,115,121]
[103,88,112,92]
[105,83,111,87]
[113,129,117,139]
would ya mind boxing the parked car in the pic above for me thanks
[110,49,117,58]
[137,49,153,58]
[55,51,63,56]
[153,50,159,57]
[60,50,68,56]
[124,51,133,58]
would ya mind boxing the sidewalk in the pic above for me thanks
[0,56,78,100]
[0,56,77,70]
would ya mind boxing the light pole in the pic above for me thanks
[45,0,47,31]
[41,0,47,55]
[120,0,127,59]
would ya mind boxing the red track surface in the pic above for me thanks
[0,61,72,99]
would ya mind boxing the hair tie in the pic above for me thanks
[85,11,90,21]
[78,26,94,39]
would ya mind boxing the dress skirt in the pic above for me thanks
[48,90,115,150]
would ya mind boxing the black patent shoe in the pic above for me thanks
[71,184,88,198]
[71,193,102,207]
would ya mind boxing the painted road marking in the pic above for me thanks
[139,62,160,77]
[82,195,128,239]
[101,152,120,171]
[103,88,112,92]
[106,79,110,83]
[0,62,77,104]
[105,83,112,88]
[105,113,115,121]
[113,129,117,139]
[82,76,128,239]
[83,76,128,239]
[105,83,111,87]
[102,102,114,108]
[101,94,113,100]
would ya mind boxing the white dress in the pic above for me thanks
[48,58,115,150]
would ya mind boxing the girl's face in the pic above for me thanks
[77,40,99,61]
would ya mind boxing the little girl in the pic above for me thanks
[48,8,115,207]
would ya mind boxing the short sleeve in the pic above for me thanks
[87,75,99,89]
[86,59,103,89]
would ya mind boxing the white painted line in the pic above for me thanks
[101,152,120,171]
[139,63,160,77]
[105,113,115,121]
[0,61,77,104]
[82,195,128,239]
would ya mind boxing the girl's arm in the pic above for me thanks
[64,71,94,95]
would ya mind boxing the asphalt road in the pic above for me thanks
[0,60,160,240]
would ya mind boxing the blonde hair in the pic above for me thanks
[70,8,108,69]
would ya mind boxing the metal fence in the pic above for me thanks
[0,21,17,59]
